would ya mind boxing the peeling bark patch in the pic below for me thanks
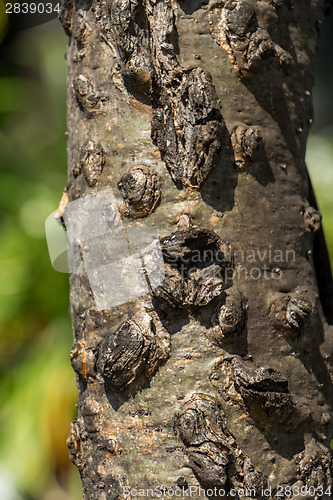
[117,165,161,218]
[208,289,245,346]
[96,310,170,393]
[108,1,153,106]
[213,357,293,430]
[59,0,73,36]
[70,9,92,48]
[230,124,262,168]
[209,0,277,79]
[71,340,97,380]
[304,205,322,233]
[174,393,267,491]
[154,227,233,308]
[73,74,107,117]
[270,293,312,333]
[151,67,226,189]
[274,43,294,72]
[285,297,312,329]
[218,291,245,336]
[108,0,228,190]
[233,361,293,429]
[109,0,152,80]
[67,418,86,471]
[80,140,106,186]
[296,439,333,491]
[174,394,231,488]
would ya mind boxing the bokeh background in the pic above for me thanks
[0,6,332,500]
[0,11,80,500]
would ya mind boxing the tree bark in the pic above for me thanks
[60,0,333,498]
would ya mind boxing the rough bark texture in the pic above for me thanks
[60,0,333,498]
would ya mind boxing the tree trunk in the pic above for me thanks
[59,0,333,498]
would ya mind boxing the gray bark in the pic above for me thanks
[60,0,333,498]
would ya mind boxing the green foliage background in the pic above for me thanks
[0,11,332,500]
[0,18,80,500]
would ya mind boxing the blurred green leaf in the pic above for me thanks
[0,20,81,500]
